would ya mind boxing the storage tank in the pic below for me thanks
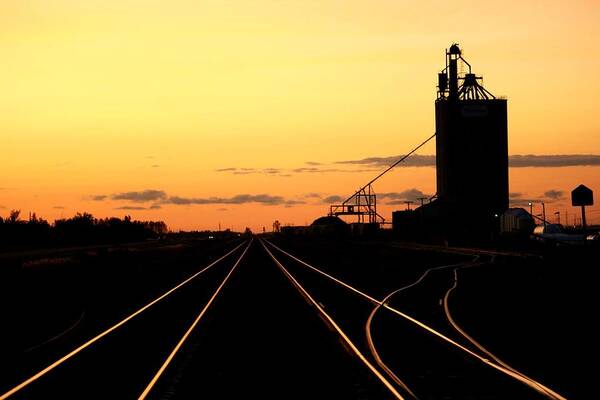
[435,44,508,217]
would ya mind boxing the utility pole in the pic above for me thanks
[542,202,546,227]
[528,202,533,216]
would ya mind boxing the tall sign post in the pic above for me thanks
[571,184,593,229]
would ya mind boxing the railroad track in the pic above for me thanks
[1,240,251,399]
[262,238,566,400]
[3,238,567,399]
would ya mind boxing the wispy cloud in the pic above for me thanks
[509,192,533,207]
[304,193,323,199]
[92,189,305,207]
[320,189,431,205]
[508,189,567,207]
[216,165,375,176]
[53,206,65,209]
[263,168,282,174]
[112,190,167,203]
[91,195,107,201]
[164,194,282,205]
[510,155,600,167]
[334,154,600,168]
[322,195,344,203]
[380,189,431,203]
[543,189,565,200]
[336,154,436,167]
[163,194,304,207]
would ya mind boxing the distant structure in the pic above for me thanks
[325,43,509,241]
[272,220,281,233]
[435,43,508,216]
[394,44,509,240]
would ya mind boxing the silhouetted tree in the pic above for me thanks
[0,210,168,248]
[8,209,21,224]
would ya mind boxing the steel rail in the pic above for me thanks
[264,239,566,400]
[138,239,253,399]
[442,266,558,398]
[260,239,406,400]
[365,258,480,400]
[0,240,248,400]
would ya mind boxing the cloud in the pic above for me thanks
[92,195,107,201]
[263,168,282,174]
[292,167,320,173]
[508,192,532,207]
[164,194,294,206]
[216,165,374,176]
[53,206,65,209]
[304,193,323,199]
[151,164,160,168]
[320,190,430,205]
[336,154,436,167]
[335,154,600,168]
[112,190,167,203]
[293,167,362,173]
[283,199,306,206]
[322,195,344,203]
[544,189,564,200]
[91,187,307,208]
[217,208,228,211]
[305,161,322,166]
[380,189,431,203]
[510,155,600,167]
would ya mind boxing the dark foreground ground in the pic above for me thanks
[1,235,594,399]
[269,235,597,399]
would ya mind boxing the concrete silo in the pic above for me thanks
[435,44,508,218]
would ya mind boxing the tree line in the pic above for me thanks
[0,210,168,247]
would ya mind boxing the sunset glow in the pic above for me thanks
[2,1,599,230]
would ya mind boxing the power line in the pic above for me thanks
[342,132,437,205]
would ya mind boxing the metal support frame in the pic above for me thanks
[437,43,496,101]
[329,183,385,224]
[328,133,437,226]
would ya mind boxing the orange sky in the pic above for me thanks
[2,1,599,230]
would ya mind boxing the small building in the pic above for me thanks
[310,216,349,236]
[500,208,535,236]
